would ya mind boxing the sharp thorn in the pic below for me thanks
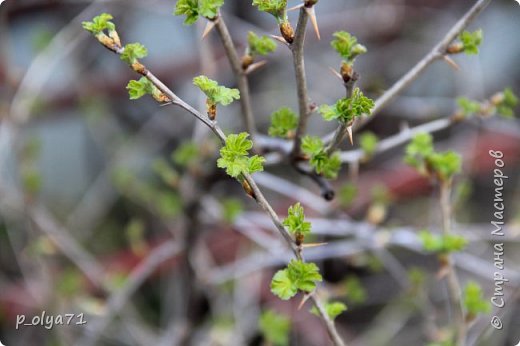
[301,242,328,248]
[287,3,304,11]
[346,126,354,145]
[328,67,343,81]
[305,6,320,40]
[245,60,267,75]
[202,21,216,40]
[270,34,290,47]
[297,293,312,310]
[442,55,460,71]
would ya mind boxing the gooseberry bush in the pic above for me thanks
[80,1,517,345]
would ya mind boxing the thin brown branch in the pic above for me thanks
[310,293,346,346]
[322,0,492,144]
[213,15,257,140]
[290,6,311,159]
[325,75,358,154]
[339,117,453,163]
[440,181,466,346]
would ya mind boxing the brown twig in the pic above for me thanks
[290,6,311,159]
[440,181,466,345]
[322,0,492,144]
[325,74,359,154]
[338,117,454,163]
[213,15,257,140]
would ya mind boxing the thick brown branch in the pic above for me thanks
[291,7,311,159]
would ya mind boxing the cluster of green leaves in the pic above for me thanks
[282,203,311,236]
[496,87,518,118]
[271,260,323,300]
[343,276,367,304]
[174,0,224,25]
[247,31,277,57]
[172,141,200,167]
[268,107,298,138]
[310,301,347,320]
[221,198,244,223]
[460,29,483,55]
[120,43,148,65]
[359,131,378,158]
[217,133,265,178]
[302,136,341,179]
[338,182,358,208]
[82,13,115,35]
[126,77,158,100]
[331,31,367,63]
[418,229,468,254]
[258,310,291,346]
[463,281,491,317]
[319,88,374,123]
[404,133,462,182]
[252,0,287,23]
[193,75,240,106]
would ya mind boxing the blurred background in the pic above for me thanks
[0,0,519,345]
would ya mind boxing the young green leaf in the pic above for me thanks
[252,0,287,23]
[287,260,322,292]
[271,260,323,300]
[174,0,224,25]
[126,77,155,100]
[268,107,298,138]
[359,132,378,158]
[331,31,367,62]
[301,136,342,179]
[310,301,347,320]
[282,203,311,235]
[301,136,324,156]
[217,132,264,178]
[457,97,481,116]
[319,88,374,123]
[193,75,240,106]
[419,229,468,253]
[82,13,115,34]
[426,151,462,181]
[120,43,148,65]
[248,31,277,56]
[460,29,483,55]
[259,310,291,346]
[463,281,491,317]
[496,87,518,118]
[404,133,434,170]
[271,268,297,300]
